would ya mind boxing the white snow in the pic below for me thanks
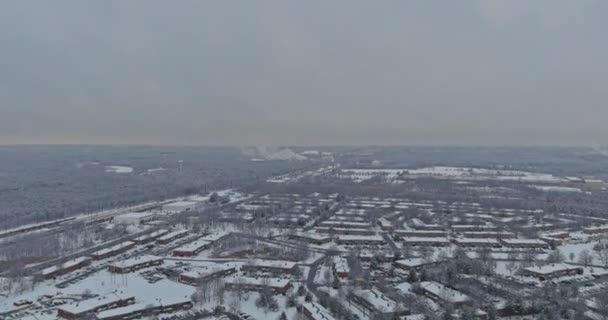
[105,166,134,174]
[531,185,583,193]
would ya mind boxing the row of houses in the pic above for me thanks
[91,242,136,261]
[242,260,298,275]
[224,276,293,295]
[349,288,408,318]
[57,294,135,319]
[133,229,169,245]
[107,255,164,274]
[301,302,336,320]
[315,227,375,236]
[401,237,549,249]
[418,281,472,307]
[396,230,516,240]
[38,229,174,280]
[96,298,192,320]
[36,257,92,281]
[172,232,229,257]
[156,230,190,245]
[523,263,584,281]
[583,225,608,235]
[334,257,350,279]
[178,263,238,286]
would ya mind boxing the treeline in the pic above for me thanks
[0,146,307,230]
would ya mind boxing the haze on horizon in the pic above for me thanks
[1,1,607,147]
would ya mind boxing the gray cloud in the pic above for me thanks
[0,0,607,146]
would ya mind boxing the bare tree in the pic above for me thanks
[578,250,593,266]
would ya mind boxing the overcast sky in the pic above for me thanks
[1,1,607,146]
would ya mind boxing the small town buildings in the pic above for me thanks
[463,231,515,239]
[523,263,584,281]
[320,220,371,229]
[453,238,502,248]
[335,235,385,245]
[500,238,549,249]
[224,276,293,295]
[394,258,442,271]
[452,225,498,233]
[378,218,395,231]
[13,300,32,307]
[90,242,135,260]
[350,288,408,318]
[156,230,189,244]
[402,237,450,247]
[540,232,570,246]
[411,222,445,231]
[57,294,135,319]
[173,232,229,257]
[315,227,376,236]
[543,231,570,239]
[241,260,298,275]
[359,251,396,262]
[173,239,212,257]
[96,298,192,320]
[37,257,92,281]
[396,230,447,238]
[301,302,337,320]
[133,229,169,245]
[334,257,350,278]
[583,225,608,235]
[418,281,472,307]
[107,255,164,274]
[178,263,238,286]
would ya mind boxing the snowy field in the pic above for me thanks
[338,166,569,183]
[105,165,134,174]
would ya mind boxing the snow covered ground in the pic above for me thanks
[338,166,568,183]
[530,185,583,193]
[105,165,134,174]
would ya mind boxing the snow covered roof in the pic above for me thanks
[336,235,384,242]
[58,293,134,314]
[353,288,398,312]
[97,297,190,319]
[454,238,500,244]
[180,263,238,279]
[157,230,189,241]
[41,257,91,275]
[134,229,168,242]
[334,257,350,274]
[524,263,583,275]
[293,232,331,241]
[321,221,371,227]
[395,258,433,268]
[225,276,291,287]
[245,260,297,269]
[174,239,211,252]
[91,241,135,256]
[419,281,471,303]
[108,255,163,269]
[402,237,450,243]
[302,302,337,320]
[501,238,547,245]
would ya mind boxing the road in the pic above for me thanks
[306,255,331,290]
[380,231,400,254]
